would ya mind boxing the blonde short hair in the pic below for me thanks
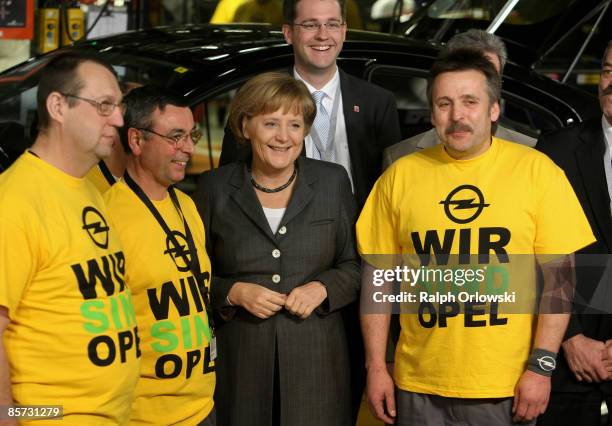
[229,72,316,145]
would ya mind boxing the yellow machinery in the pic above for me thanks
[37,2,86,53]
[38,7,60,53]
[61,5,85,46]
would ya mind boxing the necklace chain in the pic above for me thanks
[250,165,298,193]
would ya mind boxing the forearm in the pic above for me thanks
[0,340,12,406]
[362,313,391,370]
[361,261,394,368]
[0,308,13,407]
[533,313,570,353]
[535,254,574,352]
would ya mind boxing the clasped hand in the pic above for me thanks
[562,334,612,382]
[227,281,327,319]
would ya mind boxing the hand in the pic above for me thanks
[562,334,608,382]
[285,281,327,319]
[512,370,551,423]
[603,339,612,380]
[227,282,286,319]
[366,364,396,424]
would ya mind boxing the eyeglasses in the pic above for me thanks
[292,21,345,32]
[136,127,202,148]
[61,93,126,117]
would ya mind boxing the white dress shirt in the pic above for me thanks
[601,115,612,214]
[604,115,612,150]
[294,68,354,192]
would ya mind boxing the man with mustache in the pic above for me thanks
[104,86,216,425]
[357,49,594,425]
[536,41,612,426]
[382,29,535,170]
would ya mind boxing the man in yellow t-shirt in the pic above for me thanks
[357,49,595,425]
[0,54,141,425]
[104,86,216,425]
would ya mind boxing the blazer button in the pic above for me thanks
[278,226,287,235]
[272,249,281,258]
[272,274,281,284]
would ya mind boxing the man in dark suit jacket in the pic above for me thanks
[219,0,401,209]
[536,40,612,426]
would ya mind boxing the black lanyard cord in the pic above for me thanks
[99,160,116,186]
[123,173,215,332]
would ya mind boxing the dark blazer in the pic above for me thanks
[218,68,402,208]
[193,157,360,426]
[536,118,612,394]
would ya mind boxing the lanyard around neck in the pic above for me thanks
[123,173,215,332]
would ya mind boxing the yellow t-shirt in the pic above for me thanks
[85,163,115,194]
[357,138,594,398]
[0,152,141,425]
[104,180,215,425]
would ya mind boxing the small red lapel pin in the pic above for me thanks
[353,105,360,112]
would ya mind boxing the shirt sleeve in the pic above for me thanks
[534,160,595,255]
[0,216,37,316]
[356,167,400,256]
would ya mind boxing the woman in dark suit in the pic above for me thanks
[194,72,360,426]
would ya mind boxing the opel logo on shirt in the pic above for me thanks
[439,185,490,224]
[82,206,110,249]
[165,230,192,272]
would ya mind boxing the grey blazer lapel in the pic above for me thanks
[417,128,440,150]
[281,158,315,226]
[228,163,277,242]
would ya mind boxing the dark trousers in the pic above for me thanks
[395,389,536,426]
[198,409,217,426]
[344,301,366,425]
[537,389,611,426]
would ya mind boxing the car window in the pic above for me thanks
[175,89,235,193]
[367,65,560,141]
[0,52,211,175]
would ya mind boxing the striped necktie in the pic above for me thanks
[311,90,334,161]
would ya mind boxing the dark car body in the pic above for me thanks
[394,0,610,93]
[0,24,601,186]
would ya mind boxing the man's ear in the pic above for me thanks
[46,92,66,124]
[490,100,500,123]
[128,128,144,155]
[282,24,293,45]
